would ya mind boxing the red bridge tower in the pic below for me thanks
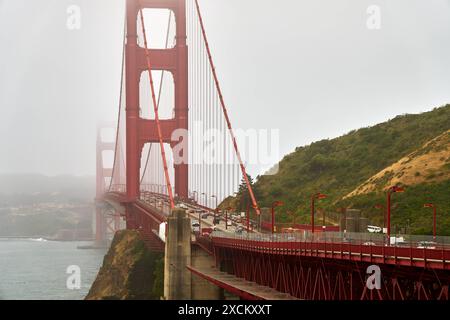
[125,0,189,202]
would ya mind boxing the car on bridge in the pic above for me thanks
[417,241,437,249]
[201,213,209,219]
[192,221,200,233]
[201,228,214,237]
[235,226,244,234]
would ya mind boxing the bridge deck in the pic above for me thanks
[187,266,299,300]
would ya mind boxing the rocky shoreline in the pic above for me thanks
[85,230,164,300]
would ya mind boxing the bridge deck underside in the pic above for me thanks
[187,266,299,300]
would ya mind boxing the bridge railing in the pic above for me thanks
[109,184,126,193]
[211,230,450,249]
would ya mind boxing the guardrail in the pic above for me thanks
[211,230,450,249]
[211,231,450,270]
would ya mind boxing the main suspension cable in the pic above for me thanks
[138,3,175,209]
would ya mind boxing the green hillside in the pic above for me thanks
[227,104,450,235]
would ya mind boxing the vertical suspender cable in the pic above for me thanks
[195,6,200,199]
[194,0,260,214]
[109,11,127,192]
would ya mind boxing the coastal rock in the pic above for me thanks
[85,230,163,300]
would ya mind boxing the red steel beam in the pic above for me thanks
[212,237,450,270]
[125,0,189,203]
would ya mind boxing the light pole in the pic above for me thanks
[424,203,437,240]
[211,195,218,223]
[271,201,284,234]
[198,210,202,233]
[321,208,326,229]
[211,195,218,211]
[386,186,405,243]
[192,191,198,203]
[311,193,327,233]
[226,207,234,230]
[246,204,251,232]
[201,192,207,208]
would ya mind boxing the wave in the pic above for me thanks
[29,238,48,242]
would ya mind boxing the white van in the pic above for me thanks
[390,236,405,245]
[192,221,200,233]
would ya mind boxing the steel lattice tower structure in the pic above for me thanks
[125,0,189,202]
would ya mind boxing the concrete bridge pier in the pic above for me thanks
[164,208,192,300]
[163,208,223,300]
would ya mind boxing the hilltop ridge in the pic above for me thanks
[225,104,450,234]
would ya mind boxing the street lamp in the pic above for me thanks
[246,204,251,232]
[321,208,326,229]
[271,201,284,234]
[386,186,405,243]
[198,209,202,233]
[424,203,437,240]
[226,207,234,230]
[311,192,327,233]
[211,195,218,211]
[192,191,198,203]
[211,195,218,223]
[201,192,207,207]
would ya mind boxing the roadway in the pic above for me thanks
[139,191,256,236]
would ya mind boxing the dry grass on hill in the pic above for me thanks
[345,130,450,198]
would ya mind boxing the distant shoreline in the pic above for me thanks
[0,236,95,242]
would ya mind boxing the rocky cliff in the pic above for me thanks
[86,230,164,300]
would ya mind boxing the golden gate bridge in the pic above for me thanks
[94,0,450,300]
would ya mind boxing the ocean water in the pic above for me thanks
[0,238,107,300]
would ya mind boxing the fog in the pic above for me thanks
[0,0,449,177]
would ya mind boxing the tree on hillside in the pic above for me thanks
[236,174,261,211]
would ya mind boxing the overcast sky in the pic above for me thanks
[0,0,449,177]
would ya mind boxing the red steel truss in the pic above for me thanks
[211,236,450,300]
